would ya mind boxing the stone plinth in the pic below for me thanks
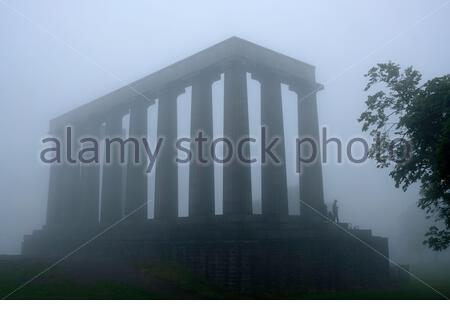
[22,216,389,293]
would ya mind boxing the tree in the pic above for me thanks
[359,62,450,250]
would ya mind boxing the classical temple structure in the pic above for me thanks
[23,37,389,293]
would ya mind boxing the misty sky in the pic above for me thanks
[1,0,450,269]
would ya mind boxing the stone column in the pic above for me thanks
[290,83,325,218]
[154,86,183,221]
[223,61,252,216]
[101,111,124,224]
[78,119,101,227]
[252,69,288,218]
[46,126,65,226]
[60,124,82,226]
[125,96,150,222]
[189,72,218,218]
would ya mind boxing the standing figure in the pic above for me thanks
[332,200,339,223]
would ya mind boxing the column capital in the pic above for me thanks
[288,81,323,97]
[157,82,186,99]
[250,66,281,84]
[220,57,249,73]
[104,106,127,124]
[190,69,221,86]
[132,93,155,110]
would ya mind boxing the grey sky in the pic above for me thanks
[1,0,449,272]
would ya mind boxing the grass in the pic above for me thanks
[0,257,448,299]
[290,283,450,299]
[0,258,156,299]
[141,262,236,299]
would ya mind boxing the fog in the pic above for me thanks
[1,0,450,276]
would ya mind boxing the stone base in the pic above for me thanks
[22,215,389,293]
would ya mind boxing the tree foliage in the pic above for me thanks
[359,62,450,250]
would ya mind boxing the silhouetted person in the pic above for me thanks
[332,200,339,223]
